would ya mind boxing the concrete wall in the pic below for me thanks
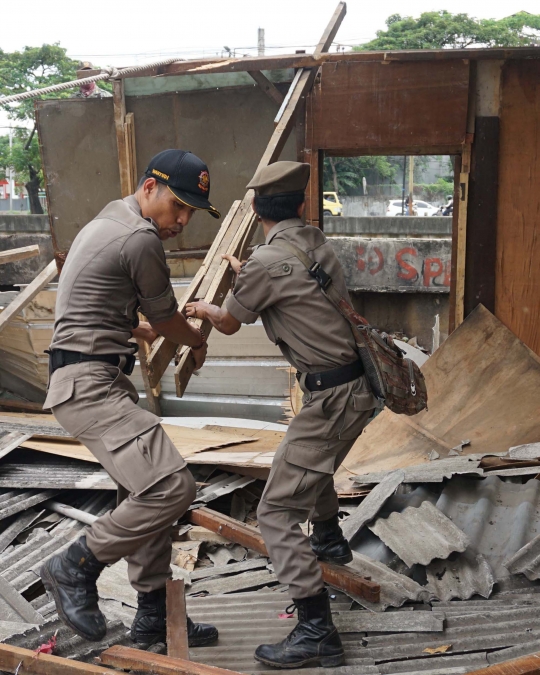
[0,216,53,286]
[325,216,451,237]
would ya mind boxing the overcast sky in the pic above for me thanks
[1,0,537,132]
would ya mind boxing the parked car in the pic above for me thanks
[323,191,342,216]
[386,199,439,217]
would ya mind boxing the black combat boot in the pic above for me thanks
[40,535,107,642]
[130,587,219,647]
[254,588,344,669]
[310,514,353,565]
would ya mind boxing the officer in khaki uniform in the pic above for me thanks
[187,161,377,669]
[40,150,220,647]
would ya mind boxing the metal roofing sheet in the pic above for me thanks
[504,532,540,581]
[369,502,469,568]
[0,458,115,490]
[426,552,495,601]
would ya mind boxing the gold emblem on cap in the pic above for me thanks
[198,170,210,193]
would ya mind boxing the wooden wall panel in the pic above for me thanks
[496,61,540,355]
[309,60,469,153]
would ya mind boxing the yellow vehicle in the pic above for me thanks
[323,191,343,217]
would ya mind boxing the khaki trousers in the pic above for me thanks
[257,374,376,600]
[44,361,194,593]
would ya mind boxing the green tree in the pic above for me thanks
[0,44,79,212]
[355,10,540,51]
[324,156,401,195]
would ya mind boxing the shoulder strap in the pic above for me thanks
[272,240,369,335]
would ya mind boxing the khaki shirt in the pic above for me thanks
[71,86,112,98]
[226,219,357,373]
[50,195,178,355]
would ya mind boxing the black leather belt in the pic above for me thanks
[297,359,364,392]
[47,349,136,376]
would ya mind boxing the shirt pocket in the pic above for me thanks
[266,260,294,278]
[43,378,74,410]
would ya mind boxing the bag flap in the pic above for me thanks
[43,378,74,410]
[100,409,160,452]
[283,442,335,475]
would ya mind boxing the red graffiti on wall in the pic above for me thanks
[356,246,384,275]
[355,245,451,287]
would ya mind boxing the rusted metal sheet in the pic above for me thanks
[495,61,540,357]
[330,237,451,292]
[309,60,469,153]
[466,652,540,675]
[36,87,295,259]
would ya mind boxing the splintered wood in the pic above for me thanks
[145,2,347,397]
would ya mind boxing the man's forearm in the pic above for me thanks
[151,311,203,346]
[201,304,231,333]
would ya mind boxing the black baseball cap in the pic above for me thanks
[144,149,221,219]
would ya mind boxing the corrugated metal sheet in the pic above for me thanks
[504,532,540,580]
[369,502,469,568]
[0,456,115,490]
[426,552,495,601]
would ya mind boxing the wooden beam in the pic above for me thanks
[0,399,47,413]
[454,142,471,328]
[127,47,540,80]
[0,245,40,266]
[166,579,189,660]
[188,507,380,603]
[0,260,57,335]
[171,2,346,397]
[112,79,131,198]
[0,643,114,675]
[100,645,243,675]
[465,652,540,675]
[248,71,284,106]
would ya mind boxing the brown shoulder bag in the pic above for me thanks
[275,241,428,416]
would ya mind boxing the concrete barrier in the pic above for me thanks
[0,215,50,233]
[324,216,451,237]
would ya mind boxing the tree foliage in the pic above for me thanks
[324,156,402,195]
[0,44,79,211]
[355,10,540,51]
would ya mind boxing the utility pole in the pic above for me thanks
[258,28,265,56]
[408,155,415,216]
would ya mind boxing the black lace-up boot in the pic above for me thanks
[40,536,107,642]
[130,587,218,647]
[254,588,344,669]
[309,514,352,565]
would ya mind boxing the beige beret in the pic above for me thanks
[247,161,310,196]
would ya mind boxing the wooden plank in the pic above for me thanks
[496,60,540,356]
[0,432,32,460]
[146,200,242,389]
[465,117,499,316]
[137,313,161,416]
[455,143,471,328]
[0,400,46,413]
[113,79,131,198]
[0,643,114,675]
[248,71,284,106]
[0,246,40,266]
[100,645,243,675]
[166,579,189,659]
[465,652,540,675]
[172,3,346,397]
[0,260,57,335]
[124,112,138,194]
[188,507,380,603]
[309,60,469,153]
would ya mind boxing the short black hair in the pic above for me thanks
[137,175,167,191]
[253,192,305,223]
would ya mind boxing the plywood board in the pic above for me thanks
[309,59,469,153]
[335,305,540,490]
[19,424,258,463]
[495,60,540,356]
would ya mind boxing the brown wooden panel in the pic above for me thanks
[496,61,540,355]
[309,60,469,152]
